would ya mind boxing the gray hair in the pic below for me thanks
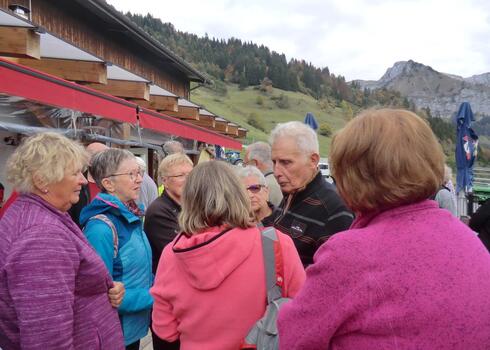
[90,149,135,191]
[236,166,267,186]
[179,161,253,234]
[163,140,184,156]
[246,141,273,168]
[269,121,319,154]
[135,157,147,172]
[444,164,452,184]
[6,132,87,193]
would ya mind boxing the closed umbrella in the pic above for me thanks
[455,102,478,194]
[304,112,318,131]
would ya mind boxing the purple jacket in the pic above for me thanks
[0,194,124,350]
[278,200,490,349]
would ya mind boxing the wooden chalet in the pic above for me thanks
[0,0,247,193]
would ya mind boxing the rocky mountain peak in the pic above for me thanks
[355,60,490,119]
[379,60,431,84]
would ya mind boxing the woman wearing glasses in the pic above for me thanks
[237,165,275,225]
[80,149,153,350]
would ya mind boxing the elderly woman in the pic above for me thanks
[151,161,305,349]
[80,149,153,350]
[0,132,124,349]
[144,153,194,274]
[277,109,490,349]
[237,165,275,225]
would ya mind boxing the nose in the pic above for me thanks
[135,172,143,184]
[79,172,88,185]
[273,164,283,179]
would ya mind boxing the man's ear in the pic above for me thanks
[311,152,320,166]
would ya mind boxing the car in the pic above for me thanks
[319,158,333,184]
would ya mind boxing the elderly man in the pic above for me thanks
[244,141,283,206]
[68,142,108,227]
[270,121,353,266]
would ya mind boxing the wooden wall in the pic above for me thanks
[0,0,191,98]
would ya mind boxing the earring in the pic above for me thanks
[43,189,48,194]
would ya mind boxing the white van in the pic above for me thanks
[319,158,333,183]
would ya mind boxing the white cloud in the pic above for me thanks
[108,0,490,80]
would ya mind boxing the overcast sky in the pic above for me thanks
[108,0,490,81]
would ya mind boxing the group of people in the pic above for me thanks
[1,108,490,350]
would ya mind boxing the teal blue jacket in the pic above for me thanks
[80,193,153,346]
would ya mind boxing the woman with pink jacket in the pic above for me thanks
[278,109,490,349]
[151,161,305,349]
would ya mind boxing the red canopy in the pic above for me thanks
[0,58,242,150]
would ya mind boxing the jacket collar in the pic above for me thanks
[351,200,439,229]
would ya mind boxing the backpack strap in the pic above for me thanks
[260,227,284,303]
[88,214,118,258]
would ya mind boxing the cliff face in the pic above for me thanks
[355,60,490,119]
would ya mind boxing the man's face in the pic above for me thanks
[271,137,319,194]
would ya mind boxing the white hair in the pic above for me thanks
[246,142,273,168]
[269,121,319,154]
[236,165,267,186]
[135,157,147,172]
[444,164,452,184]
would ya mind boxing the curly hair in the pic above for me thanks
[6,132,88,193]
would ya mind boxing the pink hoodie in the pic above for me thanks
[151,226,305,350]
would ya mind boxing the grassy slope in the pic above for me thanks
[191,83,349,157]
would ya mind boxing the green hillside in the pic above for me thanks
[192,83,352,156]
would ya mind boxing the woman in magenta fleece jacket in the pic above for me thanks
[278,109,490,350]
[151,161,305,350]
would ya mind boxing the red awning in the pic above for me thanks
[0,58,242,150]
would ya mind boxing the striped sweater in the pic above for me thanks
[267,172,353,266]
[0,194,124,350]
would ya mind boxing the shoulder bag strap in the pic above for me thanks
[260,227,284,303]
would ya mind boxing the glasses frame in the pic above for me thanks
[165,173,190,180]
[108,170,144,182]
[246,184,265,194]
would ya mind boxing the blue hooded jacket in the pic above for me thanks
[80,193,153,346]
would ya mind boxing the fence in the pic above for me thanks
[457,167,490,218]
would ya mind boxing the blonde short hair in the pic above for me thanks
[6,132,88,193]
[330,108,444,214]
[179,161,253,234]
[158,153,193,178]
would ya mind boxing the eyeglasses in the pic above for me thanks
[109,169,144,182]
[246,184,265,193]
[165,173,190,180]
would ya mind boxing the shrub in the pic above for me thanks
[319,122,333,137]
[247,112,267,132]
[275,93,290,109]
[256,96,264,106]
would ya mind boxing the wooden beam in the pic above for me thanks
[111,123,132,146]
[0,27,40,59]
[225,124,239,136]
[189,114,216,128]
[6,57,107,83]
[165,106,200,120]
[215,120,228,133]
[84,79,150,101]
[238,129,247,138]
[131,95,178,112]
